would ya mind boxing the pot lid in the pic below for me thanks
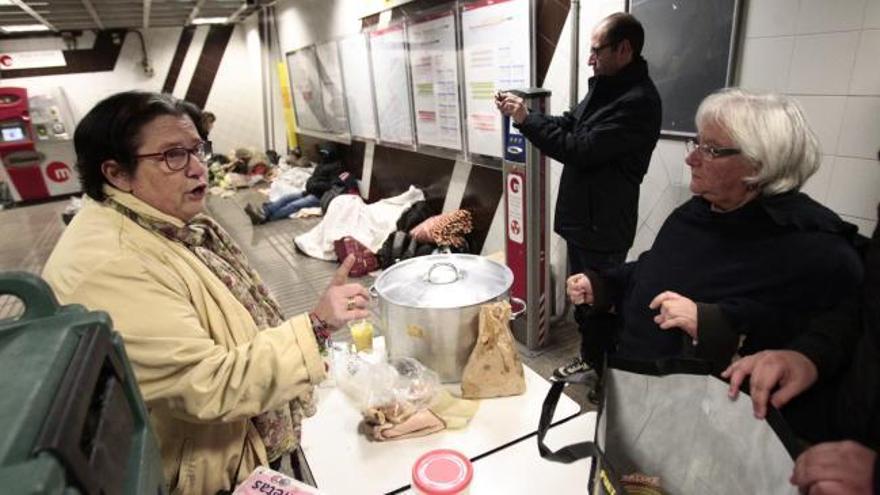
[373,254,513,309]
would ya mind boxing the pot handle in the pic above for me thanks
[425,262,462,285]
[509,297,527,320]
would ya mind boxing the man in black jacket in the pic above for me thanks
[496,12,661,380]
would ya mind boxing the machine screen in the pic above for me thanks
[1,126,25,142]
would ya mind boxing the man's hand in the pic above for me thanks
[494,92,529,124]
[721,350,818,419]
[791,441,877,495]
[312,255,371,329]
[566,273,593,305]
[648,291,698,339]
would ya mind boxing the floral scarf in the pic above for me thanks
[110,199,315,462]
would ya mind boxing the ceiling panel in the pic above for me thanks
[0,0,249,33]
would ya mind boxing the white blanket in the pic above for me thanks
[267,165,314,202]
[294,186,425,260]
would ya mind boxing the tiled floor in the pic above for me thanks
[0,192,594,412]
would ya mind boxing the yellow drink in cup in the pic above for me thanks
[350,320,374,352]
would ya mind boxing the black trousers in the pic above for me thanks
[567,242,627,371]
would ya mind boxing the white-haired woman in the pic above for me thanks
[567,88,863,372]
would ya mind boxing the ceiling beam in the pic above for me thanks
[143,0,152,29]
[226,3,249,24]
[9,0,58,31]
[186,0,209,25]
[80,0,104,30]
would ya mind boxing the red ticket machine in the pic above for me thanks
[0,86,79,202]
[0,87,44,201]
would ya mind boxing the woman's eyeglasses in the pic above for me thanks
[685,138,741,160]
[134,141,213,171]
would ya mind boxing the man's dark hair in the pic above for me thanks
[603,12,645,56]
[74,91,205,201]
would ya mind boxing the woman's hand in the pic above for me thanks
[649,291,698,339]
[312,255,371,329]
[721,350,818,419]
[566,273,594,305]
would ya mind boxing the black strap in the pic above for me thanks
[537,378,627,494]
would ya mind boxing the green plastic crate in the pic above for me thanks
[0,271,165,494]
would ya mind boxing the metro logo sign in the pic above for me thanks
[46,162,72,183]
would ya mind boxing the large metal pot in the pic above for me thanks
[371,254,525,382]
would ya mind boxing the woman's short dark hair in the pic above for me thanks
[74,91,205,201]
[603,12,645,56]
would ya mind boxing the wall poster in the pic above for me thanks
[461,0,531,158]
[369,24,415,146]
[407,10,463,151]
[339,34,377,139]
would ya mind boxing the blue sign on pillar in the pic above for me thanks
[502,114,526,163]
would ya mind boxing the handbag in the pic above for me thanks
[538,358,803,494]
[333,236,378,277]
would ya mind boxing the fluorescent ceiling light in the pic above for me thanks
[1,24,50,33]
[0,0,15,5]
[192,17,227,25]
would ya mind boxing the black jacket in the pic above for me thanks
[787,205,880,453]
[304,160,343,197]
[588,193,863,368]
[516,57,661,252]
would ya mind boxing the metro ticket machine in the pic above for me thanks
[502,88,551,350]
[0,86,79,202]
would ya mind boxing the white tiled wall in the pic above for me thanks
[738,0,880,236]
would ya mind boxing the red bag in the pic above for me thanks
[333,236,379,277]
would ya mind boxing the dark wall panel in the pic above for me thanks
[536,0,571,87]
[368,145,455,206]
[295,134,365,180]
[460,165,503,253]
[185,25,234,109]
[162,26,196,94]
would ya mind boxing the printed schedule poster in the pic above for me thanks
[288,47,327,132]
[339,34,377,139]
[461,0,530,158]
[407,10,462,151]
[369,25,415,146]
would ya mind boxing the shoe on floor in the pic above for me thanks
[552,356,594,380]
[244,204,266,225]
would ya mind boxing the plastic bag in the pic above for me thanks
[334,355,440,414]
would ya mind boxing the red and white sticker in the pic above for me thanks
[507,173,524,244]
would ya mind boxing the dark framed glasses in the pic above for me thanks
[685,138,741,160]
[134,141,212,171]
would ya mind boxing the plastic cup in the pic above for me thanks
[349,319,374,352]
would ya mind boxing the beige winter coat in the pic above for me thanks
[43,189,325,494]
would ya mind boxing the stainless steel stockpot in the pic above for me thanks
[371,253,525,382]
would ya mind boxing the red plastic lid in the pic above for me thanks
[411,449,473,494]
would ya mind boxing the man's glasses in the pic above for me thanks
[685,138,741,160]
[134,141,212,171]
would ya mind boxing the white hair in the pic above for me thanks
[695,88,821,195]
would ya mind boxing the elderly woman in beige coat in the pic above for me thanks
[42,91,370,494]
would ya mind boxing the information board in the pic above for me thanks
[287,47,326,133]
[339,34,377,139]
[315,41,348,134]
[369,25,415,146]
[461,0,531,158]
[407,10,462,151]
